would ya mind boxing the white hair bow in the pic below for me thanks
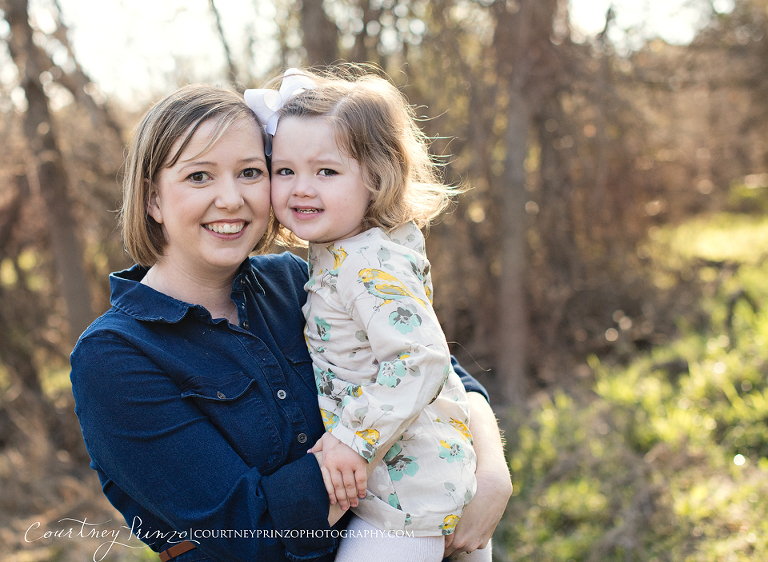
[244,68,316,155]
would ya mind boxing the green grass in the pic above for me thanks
[500,212,768,561]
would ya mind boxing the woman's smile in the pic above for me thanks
[203,220,248,236]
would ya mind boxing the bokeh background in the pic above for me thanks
[2,0,768,560]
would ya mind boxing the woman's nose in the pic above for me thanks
[215,178,245,210]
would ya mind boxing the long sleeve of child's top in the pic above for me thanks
[304,222,477,536]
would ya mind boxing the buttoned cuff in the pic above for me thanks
[260,454,337,560]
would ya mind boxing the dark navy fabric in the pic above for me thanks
[70,251,488,562]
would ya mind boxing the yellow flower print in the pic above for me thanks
[356,428,380,446]
[441,514,460,535]
[449,418,473,443]
[320,409,339,431]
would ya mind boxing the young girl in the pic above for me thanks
[246,68,491,561]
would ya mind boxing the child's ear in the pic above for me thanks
[146,181,163,224]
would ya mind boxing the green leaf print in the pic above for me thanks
[377,247,391,262]
[315,317,331,341]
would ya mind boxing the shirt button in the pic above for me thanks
[297,433,308,444]
[277,389,287,400]
[242,321,249,330]
[216,391,226,399]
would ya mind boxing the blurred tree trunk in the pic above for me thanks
[492,0,560,407]
[0,175,42,396]
[347,0,382,64]
[301,0,339,66]
[209,0,239,84]
[5,0,94,344]
[497,84,531,407]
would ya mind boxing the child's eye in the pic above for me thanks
[275,168,294,176]
[187,171,211,183]
[241,167,264,179]
[319,169,337,177]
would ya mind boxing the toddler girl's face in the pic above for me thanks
[270,116,372,244]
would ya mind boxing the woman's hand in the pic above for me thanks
[444,466,511,554]
[444,393,512,557]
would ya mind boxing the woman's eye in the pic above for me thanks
[319,169,337,177]
[188,172,210,183]
[241,167,263,178]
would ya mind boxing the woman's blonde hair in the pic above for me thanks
[120,84,286,267]
[274,65,461,232]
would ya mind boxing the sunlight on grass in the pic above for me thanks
[503,211,768,561]
[664,214,768,264]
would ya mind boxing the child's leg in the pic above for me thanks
[448,540,493,562]
[335,515,444,562]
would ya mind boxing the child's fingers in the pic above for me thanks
[343,472,360,508]
[331,470,350,510]
[354,469,367,499]
[320,465,337,505]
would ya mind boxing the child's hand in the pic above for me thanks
[310,432,368,511]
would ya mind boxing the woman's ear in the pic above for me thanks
[146,180,163,224]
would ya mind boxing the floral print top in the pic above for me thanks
[304,222,477,537]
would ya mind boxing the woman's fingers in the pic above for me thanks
[320,465,337,505]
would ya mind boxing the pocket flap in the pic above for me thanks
[180,372,255,401]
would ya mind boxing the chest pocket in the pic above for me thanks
[280,334,317,396]
[180,372,283,473]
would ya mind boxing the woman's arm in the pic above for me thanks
[444,392,512,556]
[71,333,336,562]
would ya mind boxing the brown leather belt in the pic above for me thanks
[159,541,197,561]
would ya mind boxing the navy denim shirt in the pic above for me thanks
[70,251,488,562]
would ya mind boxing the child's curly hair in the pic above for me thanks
[272,65,462,232]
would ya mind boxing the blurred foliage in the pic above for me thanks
[500,215,768,561]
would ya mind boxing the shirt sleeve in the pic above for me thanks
[70,332,336,562]
[451,356,489,402]
[326,244,458,461]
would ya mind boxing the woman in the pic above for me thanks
[69,83,511,562]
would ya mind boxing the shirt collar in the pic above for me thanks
[109,259,265,323]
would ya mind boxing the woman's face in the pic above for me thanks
[147,117,270,278]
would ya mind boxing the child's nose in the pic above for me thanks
[292,176,316,197]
